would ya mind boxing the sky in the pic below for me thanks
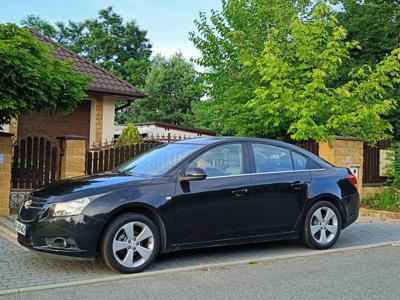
[0,0,221,61]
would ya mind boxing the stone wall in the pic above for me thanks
[0,133,13,216]
[362,185,386,199]
[319,136,364,195]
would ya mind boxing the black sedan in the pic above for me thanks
[16,137,359,273]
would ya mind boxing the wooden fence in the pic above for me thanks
[11,136,59,189]
[295,141,319,155]
[86,141,162,175]
[363,140,392,185]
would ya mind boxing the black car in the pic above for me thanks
[16,137,359,273]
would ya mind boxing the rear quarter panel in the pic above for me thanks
[305,168,359,228]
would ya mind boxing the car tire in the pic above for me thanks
[101,213,160,273]
[303,201,342,250]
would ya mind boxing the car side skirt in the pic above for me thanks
[165,231,299,252]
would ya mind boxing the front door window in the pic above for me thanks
[188,143,243,177]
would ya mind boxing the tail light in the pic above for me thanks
[347,174,358,186]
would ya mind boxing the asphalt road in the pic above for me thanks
[3,243,400,300]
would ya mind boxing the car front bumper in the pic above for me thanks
[17,214,105,260]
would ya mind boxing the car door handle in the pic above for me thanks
[232,189,248,197]
[291,181,306,190]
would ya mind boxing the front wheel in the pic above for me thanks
[303,201,342,250]
[101,213,160,273]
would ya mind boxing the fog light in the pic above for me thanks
[46,237,68,249]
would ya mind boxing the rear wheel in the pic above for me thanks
[303,201,342,249]
[101,213,160,273]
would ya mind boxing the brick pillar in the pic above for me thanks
[95,97,103,145]
[319,136,364,194]
[58,135,87,180]
[9,118,18,136]
[0,132,13,216]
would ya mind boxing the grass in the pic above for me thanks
[362,188,400,212]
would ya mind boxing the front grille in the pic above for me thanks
[19,196,48,223]
[29,197,48,209]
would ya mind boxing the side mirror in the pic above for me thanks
[180,167,207,181]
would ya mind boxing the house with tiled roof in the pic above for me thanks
[4,30,145,145]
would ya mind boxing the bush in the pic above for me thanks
[386,142,400,188]
[363,188,400,212]
[116,124,143,147]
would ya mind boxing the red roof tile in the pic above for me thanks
[30,30,146,99]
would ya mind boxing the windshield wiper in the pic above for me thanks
[110,169,131,175]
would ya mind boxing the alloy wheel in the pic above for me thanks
[112,221,154,268]
[309,207,338,245]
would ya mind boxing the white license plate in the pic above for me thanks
[14,220,27,236]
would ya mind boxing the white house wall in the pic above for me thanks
[102,96,117,143]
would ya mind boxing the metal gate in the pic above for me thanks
[10,136,59,208]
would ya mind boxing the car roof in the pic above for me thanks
[175,136,283,144]
[174,136,293,146]
[174,137,332,168]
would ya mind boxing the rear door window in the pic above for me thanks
[251,144,293,173]
[291,151,308,170]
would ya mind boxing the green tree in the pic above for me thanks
[248,4,400,143]
[116,123,143,147]
[337,0,400,68]
[336,0,400,138]
[0,24,90,127]
[21,7,152,87]
[191,1,400,143]
[123,53,203,125]
[190,0,312,136]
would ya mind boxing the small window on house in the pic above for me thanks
[252,144,293,173]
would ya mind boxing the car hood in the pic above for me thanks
[31,173,154,202]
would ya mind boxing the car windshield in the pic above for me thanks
[113,143,202,176]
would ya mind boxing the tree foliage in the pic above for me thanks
[249,4,400,143]
[190,0,310,135]
[191,0,400,143]
[21,7,152,87]
[336,0,400,138]
[123,53,203,125]
[116,123,143,147]
[0,24,90,126]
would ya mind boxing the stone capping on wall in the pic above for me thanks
[363,183,386,187]
[333,136,364,142]
[57,135,88,141]
[0,132,14,137]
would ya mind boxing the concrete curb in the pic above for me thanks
[360,207,400,219]
[1,240,399,297]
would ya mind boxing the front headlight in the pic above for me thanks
[48,198,91,217]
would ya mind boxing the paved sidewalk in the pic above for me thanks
[0,218,400,292]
